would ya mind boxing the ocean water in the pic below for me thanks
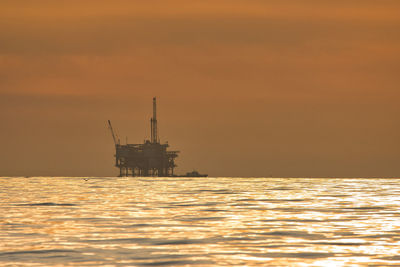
[1,177,400,266]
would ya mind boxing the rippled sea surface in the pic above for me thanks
[1,177,400,266]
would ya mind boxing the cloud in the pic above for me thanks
[1,15,399,56]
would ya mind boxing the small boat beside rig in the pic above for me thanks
[178,171,208,177]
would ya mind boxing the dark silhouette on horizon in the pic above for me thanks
[108,97,179,177]
[108,97,207,177]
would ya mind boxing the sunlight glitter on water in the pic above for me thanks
[1,177,400,266]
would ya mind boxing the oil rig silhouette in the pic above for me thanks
[108,97,207,177]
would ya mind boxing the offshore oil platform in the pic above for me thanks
[108,97,207,177]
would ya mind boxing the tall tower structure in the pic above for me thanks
[151,97,158,143]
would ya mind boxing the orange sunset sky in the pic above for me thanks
[0,0,399,177]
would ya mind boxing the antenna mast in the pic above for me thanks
[151,97,158,143]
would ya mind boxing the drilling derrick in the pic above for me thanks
[151,97,158,144]
[109,97,179,177]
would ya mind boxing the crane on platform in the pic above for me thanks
[107,120,120,146]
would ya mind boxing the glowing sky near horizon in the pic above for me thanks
[0,0,399,177]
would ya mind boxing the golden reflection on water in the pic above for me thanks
[1,177,400,266]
